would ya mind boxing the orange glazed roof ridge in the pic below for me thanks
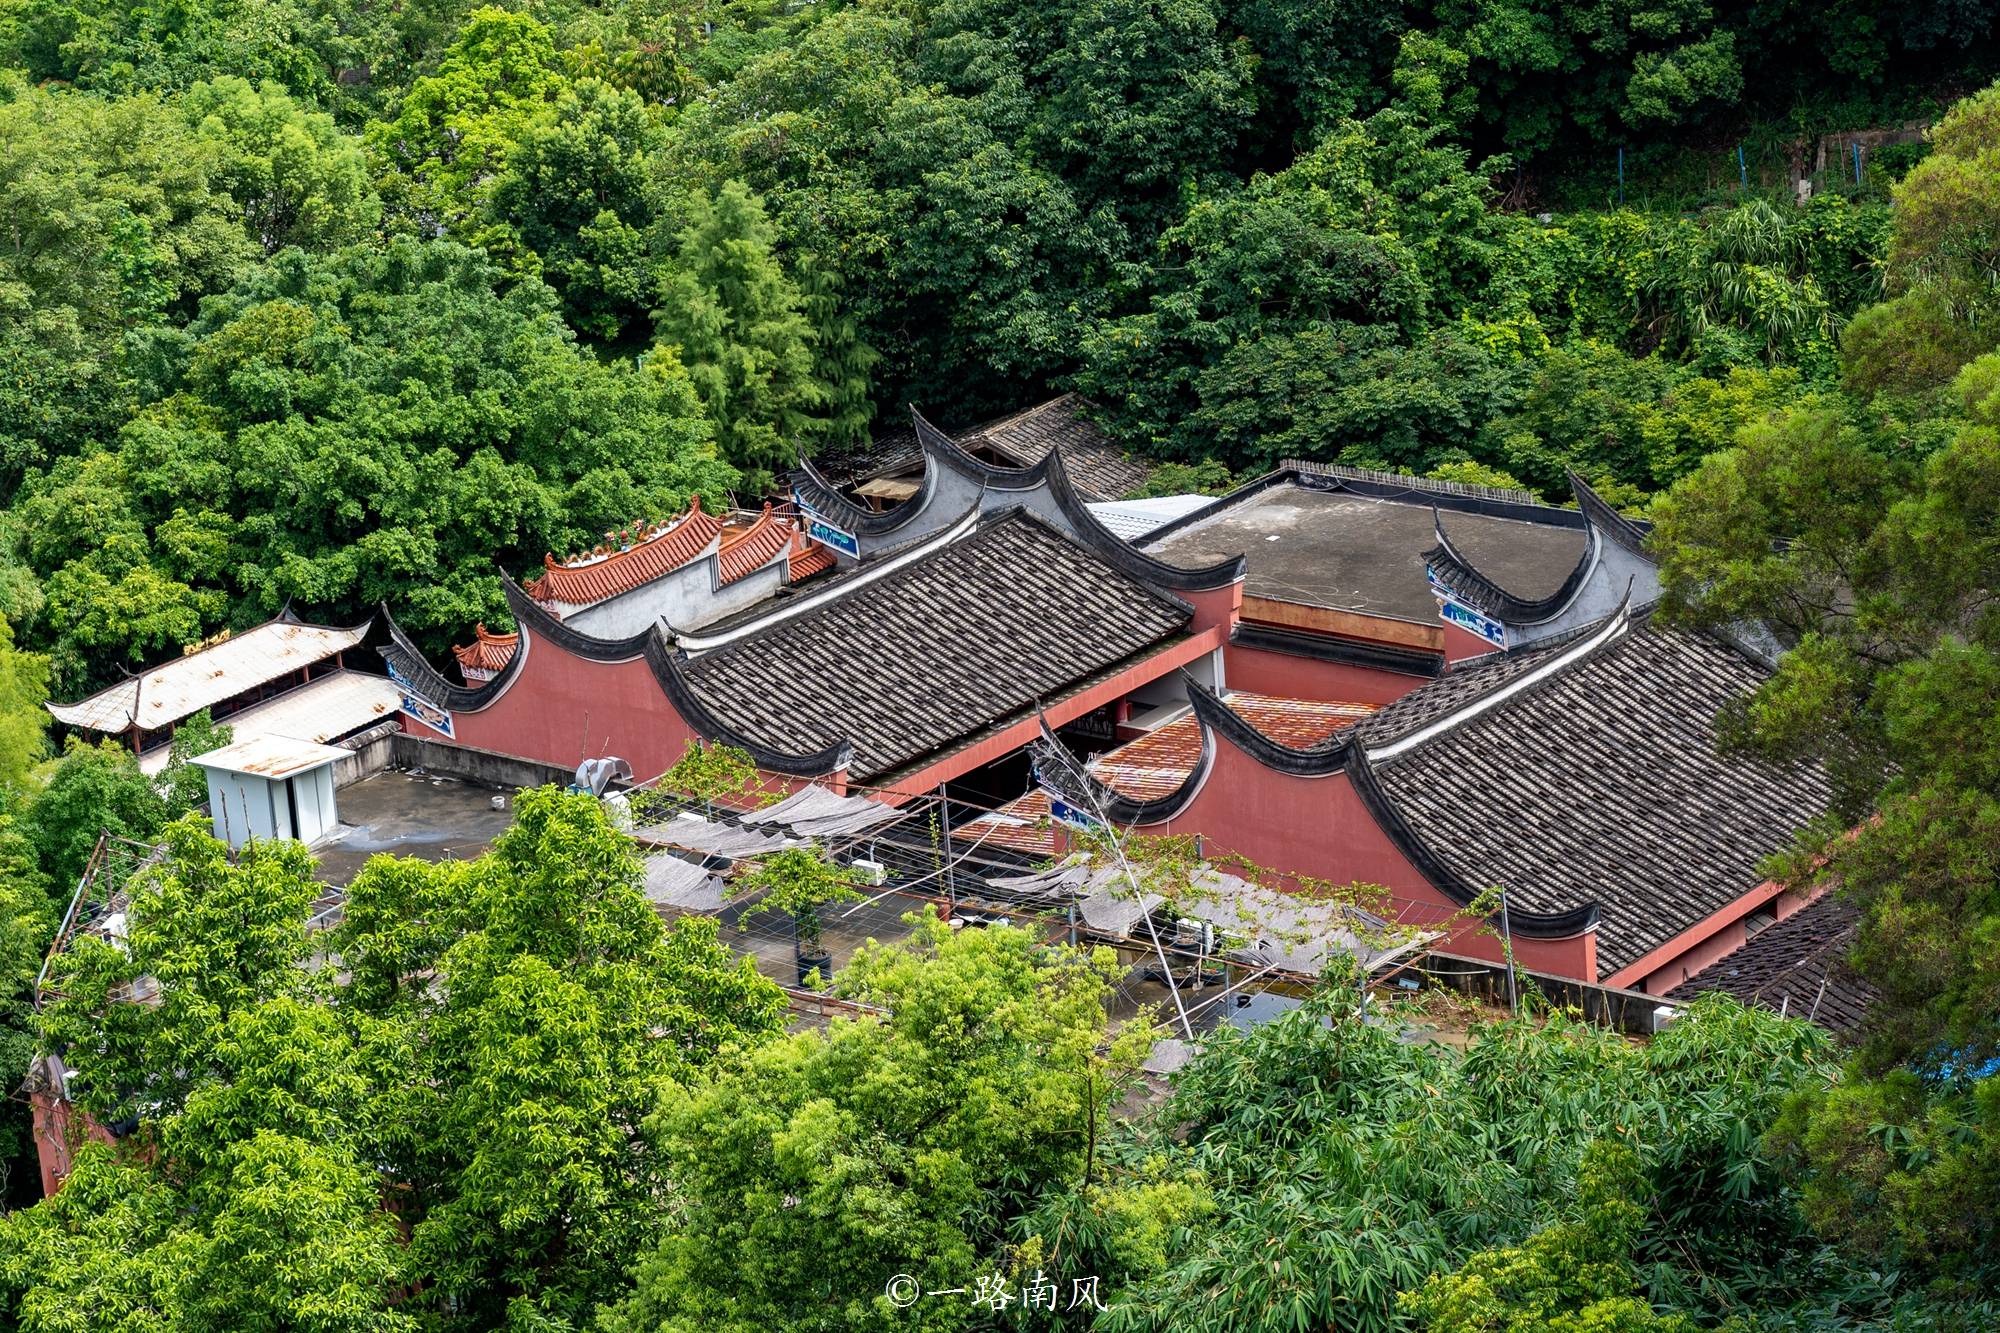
[451,623,519,672]
[788,532,837,582]
[524,499,722,606]
[717,503,793,585]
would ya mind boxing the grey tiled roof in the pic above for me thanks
[967,395,1154,499]
[681,509,1190,780]
[811,395,1153,501]
[1668,894,1877,1036]
[1368,619,1835,976]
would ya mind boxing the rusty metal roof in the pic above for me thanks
[190,732,350,780]
[48,617,369,734]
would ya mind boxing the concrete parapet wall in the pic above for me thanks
[388,731,576,791]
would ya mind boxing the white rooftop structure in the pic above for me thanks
[47,615,370,736]
[1085,494,1215,541]
[138,670,398,776]
[193,734,350,850]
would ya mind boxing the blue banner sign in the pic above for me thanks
[386,661,455,738]
[793,488,861,559]
[1048,797,1104,833]
[1436,595,1508,648]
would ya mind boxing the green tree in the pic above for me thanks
[370,8,565,236]
[19,740,167,900]
[653,181,826,489]
[182,76,381,254]
[160,707,232,815]
[0,613,49,790]
[8,789,788,1328]
[486,78,663,343]
[12,240,730,672]
[602,913,1155,1333]
[1400,1141,1693,1333]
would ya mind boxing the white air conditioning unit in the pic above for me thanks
[847,858,888,886]
[1649,1004,1681,1034]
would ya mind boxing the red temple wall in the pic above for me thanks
[1223,641,1434,708]
[404,640,704,784]
[1129,741,1597,980]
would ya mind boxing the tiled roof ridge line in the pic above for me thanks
[672,501,986,657]
[1034,447,1248,592]
[1567,469,1652,557]
[714,502,792,586]
[1185,676,1356,778]
[792,448,943,539]
[1284,458,1547,507]
[1367,593,1637,764]
[522,500,723,606]
[640,633,851,778]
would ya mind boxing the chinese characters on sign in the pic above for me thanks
[885,1270,1106,1315]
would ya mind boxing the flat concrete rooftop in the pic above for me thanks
[1143,483,1587,624]
[314,770,518,886]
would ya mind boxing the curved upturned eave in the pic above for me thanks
[791,449,942,539]
[378,604,522,713]
[641,632,852,777]
[1039,449,1248,592]
[1566,470,1652,558]
[1027,710,1213,827]
[1342,746,1601,938]
[909,406,1062,491]
[1181,677,1603,939]
[501,577,653,662]
[1425,505,1601,626]
[1184,678,1354,777]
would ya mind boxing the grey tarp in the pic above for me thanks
[740,785,910,839]
[637,815,792,860]
[644,854,728,912]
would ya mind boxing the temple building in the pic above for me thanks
[45,611,394,775]
[520,500,831,639]
[370,411,1834,1000]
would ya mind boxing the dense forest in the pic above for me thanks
[1,0,1999,1327]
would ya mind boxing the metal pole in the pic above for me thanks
[1498,888,1518,1013]
[1617,147,1625,207]
[1737,144,1747,191]
[938,782,956,914]
[1043,743,1195,1041]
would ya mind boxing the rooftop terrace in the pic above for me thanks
[1143,475,1587,625]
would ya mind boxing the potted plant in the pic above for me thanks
[736,847,862,987]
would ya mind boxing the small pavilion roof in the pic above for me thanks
[47,614,369,735]
[451,624,519,674]
[524,499,721,606]
[191,732,349,780]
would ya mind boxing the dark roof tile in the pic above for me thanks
[682,510,1190,780]
[1668,894,1877,1036]
[1368,619,1835,976]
